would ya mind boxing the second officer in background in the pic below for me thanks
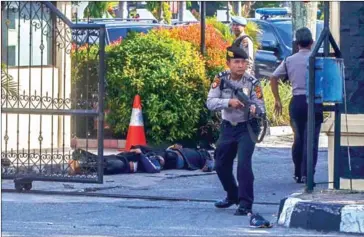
[206,46,265,216]
[231,16,255,75]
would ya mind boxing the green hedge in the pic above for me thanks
[105,30,209,144]
[71,27,294,145]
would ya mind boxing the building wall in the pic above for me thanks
[1,67,60,150]
[340,2,364,185]
[324,2,364,190]
[340,2,364,114]
[1,2,72,151]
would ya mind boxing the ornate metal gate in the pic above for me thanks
[1,1,105,189]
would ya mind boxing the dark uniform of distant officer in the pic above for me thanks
[231,16,255,76]
[269,27,323,184]
[206,46,265,215]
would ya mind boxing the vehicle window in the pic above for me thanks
[273,21,325,48]
[273,22,292,47]
[107,28,128,43]
[258,23,278,44]
[107,27,153,44]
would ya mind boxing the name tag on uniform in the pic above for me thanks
[243,88,250,96]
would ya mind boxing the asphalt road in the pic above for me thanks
[1,192,348,237]
[2,138,348,237]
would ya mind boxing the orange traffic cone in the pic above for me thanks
[124,95,147,151]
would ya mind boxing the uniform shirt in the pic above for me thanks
[206,70,265,123]
[233,33,255,75]
[272,48,311,96]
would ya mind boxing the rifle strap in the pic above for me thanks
[247,118,268,143]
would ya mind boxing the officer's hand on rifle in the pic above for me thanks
[229,98,245,109]
[249,104,256,116]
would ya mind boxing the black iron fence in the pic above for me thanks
[1,1,105,187]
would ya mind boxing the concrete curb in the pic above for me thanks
[277,196,364,234]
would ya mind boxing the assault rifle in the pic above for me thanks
[220,77,268,143]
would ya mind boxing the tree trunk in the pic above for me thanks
[242,2,253,18]
[233,1,241,16]
[178,1,186,22]
[117,1,127,19]
[158,1,164,22]
[291,1,318,53]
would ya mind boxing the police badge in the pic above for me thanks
[242,88,249,96]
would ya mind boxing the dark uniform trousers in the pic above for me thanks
[214,119,260,210]
[289,95,323,178]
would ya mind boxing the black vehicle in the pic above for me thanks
[73,19,171,45]
[248,17,324,79]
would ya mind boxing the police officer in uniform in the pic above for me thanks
[231,16,255,76]
[206,46,265,215]
[269,27,323,184]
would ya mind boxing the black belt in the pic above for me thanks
[222,118,268,143]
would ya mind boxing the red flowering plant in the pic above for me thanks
[146,25,231,145]
[165,23,231,81]
[148,24,233,145]
[108,36,123,48]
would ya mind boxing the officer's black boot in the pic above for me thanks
[214,197,238,208]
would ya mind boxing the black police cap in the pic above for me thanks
[226,46,248,60]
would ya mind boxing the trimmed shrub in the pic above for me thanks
[157,24,229,145]
[105,30,210,144]
[71,22,264,145]
[159,21,261,146]
[206,17,235,43]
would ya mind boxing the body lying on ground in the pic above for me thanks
[69,144,215,175]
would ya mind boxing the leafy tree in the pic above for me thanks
[83,1,115,18]
[146,1,172,23]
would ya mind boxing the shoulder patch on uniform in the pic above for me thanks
[254,85,263,99]
[217,70,230,79]
[211,77,221,89]
[247,76,259,86]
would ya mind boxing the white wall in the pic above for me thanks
[2,2,73,152]
[1,67,67,151]
[3,2,52,66]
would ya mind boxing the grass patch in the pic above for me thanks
[262,80,292,127]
